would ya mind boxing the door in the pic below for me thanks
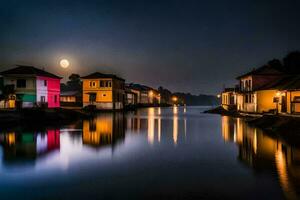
[281,94,287,113]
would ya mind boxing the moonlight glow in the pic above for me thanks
[60,59,69,68]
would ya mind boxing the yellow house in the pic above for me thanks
[236,65,284,113]
[221,88,237,111]
[273,76,300,114]
[81,72,125,110]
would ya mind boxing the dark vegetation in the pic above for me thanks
[173,93,219,106]
[253,51,300,74]
[60,73,82,92]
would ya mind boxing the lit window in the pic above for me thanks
[90,81,96,88]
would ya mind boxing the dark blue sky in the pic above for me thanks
[1,0,300,94]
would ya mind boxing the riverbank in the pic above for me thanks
[0,104,173,127]
[205,106,300,144]
[0,108,90,127]
[203,106,243,117]
[247,114,300,144]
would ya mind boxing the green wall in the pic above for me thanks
[17,94,36,102]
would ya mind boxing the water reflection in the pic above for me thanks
[82,113,125,149]
[0,107,186,168]
[0,130,60,165]
[126,106,186,145]
[222,116,300,200]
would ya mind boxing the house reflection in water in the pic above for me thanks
[126,107,186,145]
[0,130,60,164]
[221,116,300,200]
[82,113,125,149]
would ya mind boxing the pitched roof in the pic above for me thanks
[270,75,300,90]
[81,72,124,81]
[0,65,61,79]
[126,83,153,91]
[249,75,300,91]
[223,87,236,92]
[236,65,284,79]
[60,91,81,96]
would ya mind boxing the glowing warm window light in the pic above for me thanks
[149,90,154,97]
[172,96,178,102]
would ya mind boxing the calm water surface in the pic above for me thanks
[0,106,299,199]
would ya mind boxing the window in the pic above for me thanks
[44,80,47,86]
[54,95,57,103]
[90,81,96,88]
[108,81,112,87]
[103,94,106,97]
[41,96,46,103]
[17,79,26,88]
[100,80,105,87]
[245,94,253,103]
[293,96,300,102]
[249,80,252,91]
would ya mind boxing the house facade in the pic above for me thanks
[221,88,237,111]
[125,87,138,106]
[0,66,61,108]
[126,83,160,105]
[60,90,82,107]
[81,72,125,110]
[272,76,300,114]
[236,65,284,113]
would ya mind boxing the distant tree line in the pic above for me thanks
[158,86,219,106]
[61,74,82,92]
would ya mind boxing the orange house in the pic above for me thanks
[81,72,125,110]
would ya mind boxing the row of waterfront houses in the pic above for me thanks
[221,65,300,115]
[0,65,163,110]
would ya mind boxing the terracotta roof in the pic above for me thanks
[236,65,284,79]
[81,72,124,81]
[0,65,61,79]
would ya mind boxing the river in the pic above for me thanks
[0,106,298,199]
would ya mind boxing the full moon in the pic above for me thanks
[60,59,69,68]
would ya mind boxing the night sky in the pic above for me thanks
[1,0,300,94]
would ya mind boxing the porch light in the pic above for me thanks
[276,91,281,97]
